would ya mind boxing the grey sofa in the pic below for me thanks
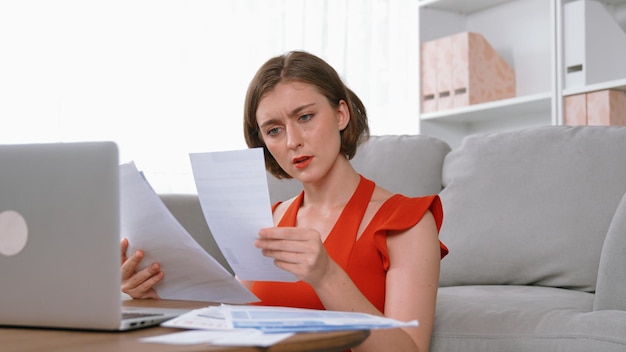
[161,126,626,351]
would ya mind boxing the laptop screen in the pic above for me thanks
[0,141,123,330]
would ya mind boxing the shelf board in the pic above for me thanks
[420,92,552,124]
[418,0,512,14]
[563,78,626,96]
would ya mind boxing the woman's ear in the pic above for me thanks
[337,100,350,131]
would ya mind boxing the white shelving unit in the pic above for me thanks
[557,0,626,107]
[563,78,626,97]
[417,0,626,148]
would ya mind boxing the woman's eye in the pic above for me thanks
[299,114,313,122]
[266,127,281,136]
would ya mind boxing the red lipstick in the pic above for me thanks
[293,156,312,169]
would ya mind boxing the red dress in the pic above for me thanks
[251,175,447,313]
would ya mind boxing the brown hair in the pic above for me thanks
[243,50,369,179]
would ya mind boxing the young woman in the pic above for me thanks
[122,50,447,352]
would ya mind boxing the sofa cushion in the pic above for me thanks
[594,191,626,311]
[439,126,626,291]
[267,134,451,203]
[432,285,626,352]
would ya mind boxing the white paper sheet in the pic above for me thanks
[189,148,297,282]
[162,304,418,333]
[119,162,258,303]
[140,329,293,346]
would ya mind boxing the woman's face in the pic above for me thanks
[256,81,349,183]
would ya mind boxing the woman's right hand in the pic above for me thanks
[120,238,163,299]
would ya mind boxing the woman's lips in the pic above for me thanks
[293,156,312,169]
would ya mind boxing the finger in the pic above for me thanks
[128,272,163,299]
[120,238,129,265]
[258,227,307,240]
[123,271,164,299]
[121,249,148,280]
[121,262,162,292]
[257,237,318,255]
[260,228,323,247]
[142,289,161,300]
[266,248,319,267]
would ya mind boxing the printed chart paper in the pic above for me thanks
[163,304,419,333]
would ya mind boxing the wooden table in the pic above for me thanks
[0,299,369,352]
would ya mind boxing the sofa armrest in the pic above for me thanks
[594,191,626,311]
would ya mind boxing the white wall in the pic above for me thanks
[0,0,418,193]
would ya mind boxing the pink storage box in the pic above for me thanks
[450,32,516,109]
[421,32,516,112]
[563,89,626,126]
[420,40,438,113]
[564,93,588,126]
[587,89,626,126]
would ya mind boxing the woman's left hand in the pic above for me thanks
[254,227,334,285]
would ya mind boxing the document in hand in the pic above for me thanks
[119,162,258,303]
[189,148,297,282]
[163,304,418,333]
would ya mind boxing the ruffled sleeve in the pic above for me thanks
[370,194,448,271]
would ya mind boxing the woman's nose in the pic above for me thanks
[285,126,303,150]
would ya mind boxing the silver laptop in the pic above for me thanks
[0,141,187,331]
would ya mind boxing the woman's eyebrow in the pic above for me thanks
[289,103,315,117]
[259,118,279,130]
[258,103,317,129]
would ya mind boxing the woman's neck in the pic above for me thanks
[300,156,361,210]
